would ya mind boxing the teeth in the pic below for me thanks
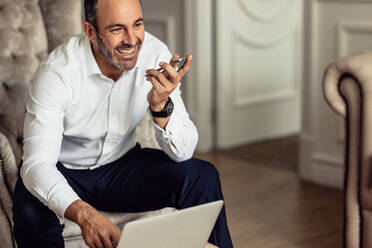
[118,48,134,55]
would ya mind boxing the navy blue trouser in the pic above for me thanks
[12,144,233,248]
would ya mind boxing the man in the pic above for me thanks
[12,0,233,247]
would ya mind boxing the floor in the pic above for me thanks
[195,136,343,248]
[223,136,299,171]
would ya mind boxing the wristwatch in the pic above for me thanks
[150,97,174,118]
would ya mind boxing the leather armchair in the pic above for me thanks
[0,0,175,247]
[323,51,372,248]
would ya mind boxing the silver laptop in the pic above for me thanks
[117,200,224,248]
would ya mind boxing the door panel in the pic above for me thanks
[216,0,303,148]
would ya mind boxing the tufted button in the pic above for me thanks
[2,82,9,90]
[18,27,24,33]
[16,137,23,145]
[11,53,17,60]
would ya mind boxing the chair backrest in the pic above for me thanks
[0,0,160,169]
[0,0,82,166]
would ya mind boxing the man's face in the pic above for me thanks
[94,0,145,71]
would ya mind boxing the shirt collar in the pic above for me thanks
[82,34,102,76]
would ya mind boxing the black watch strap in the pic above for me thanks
[150,97,174,118]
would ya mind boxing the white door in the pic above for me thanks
[216,0,303,148]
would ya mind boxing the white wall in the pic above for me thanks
[300,0,372,188]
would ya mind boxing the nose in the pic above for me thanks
[123,28,136,46]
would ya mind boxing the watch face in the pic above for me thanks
[165,98,174,116]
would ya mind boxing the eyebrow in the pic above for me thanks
[105,18,144,30]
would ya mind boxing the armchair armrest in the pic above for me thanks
[323,52,372,197]
[323,51,372,118]
[323,51,372,248]
[0,132,18,248]
[0,132,18,196]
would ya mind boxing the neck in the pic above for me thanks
[91,43,124,81]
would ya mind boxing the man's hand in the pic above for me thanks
[146,54,192,111]
[65,200,121,248]
[145,54,192,128]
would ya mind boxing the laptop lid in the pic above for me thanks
[117,200,224,248]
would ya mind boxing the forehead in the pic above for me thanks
[96,0,142,26]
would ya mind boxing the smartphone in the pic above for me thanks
[145,56,187,76]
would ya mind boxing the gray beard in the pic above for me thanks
[96,35,125,71]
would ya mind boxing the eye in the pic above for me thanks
[111,27,122,33]
[135,22,143,28]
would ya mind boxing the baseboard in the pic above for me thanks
[299,134,344,189]
[307,156,344,189]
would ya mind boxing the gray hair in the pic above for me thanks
[84,0,98,29]
[84,0,142,30]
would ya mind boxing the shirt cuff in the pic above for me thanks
[152,111,183,152]
[48,188,81,224]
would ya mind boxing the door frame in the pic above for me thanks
[183,0,215,152]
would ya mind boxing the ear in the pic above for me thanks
[83,21,97,43]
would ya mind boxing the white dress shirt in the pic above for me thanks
[21,32,198,221]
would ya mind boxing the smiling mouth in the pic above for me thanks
[116,47,135,56]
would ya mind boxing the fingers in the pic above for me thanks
[146,74,166,92]
[170,54,180,69]
[177,54,192,78]
[158,53,192,84]
[146,69,168,87]
[90,230,117,248]
[93,237,104,248]
[146,53,188,85]
[145,53,192,106]
[146,76,167,104]
[147,74,175,100]
[80,211,119,248]
[159,62,179,83]
[98,224,120,248]
[102,234,115,248]
[85,238,95,248]
[110,226,121,247]
[85,233,110,248]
